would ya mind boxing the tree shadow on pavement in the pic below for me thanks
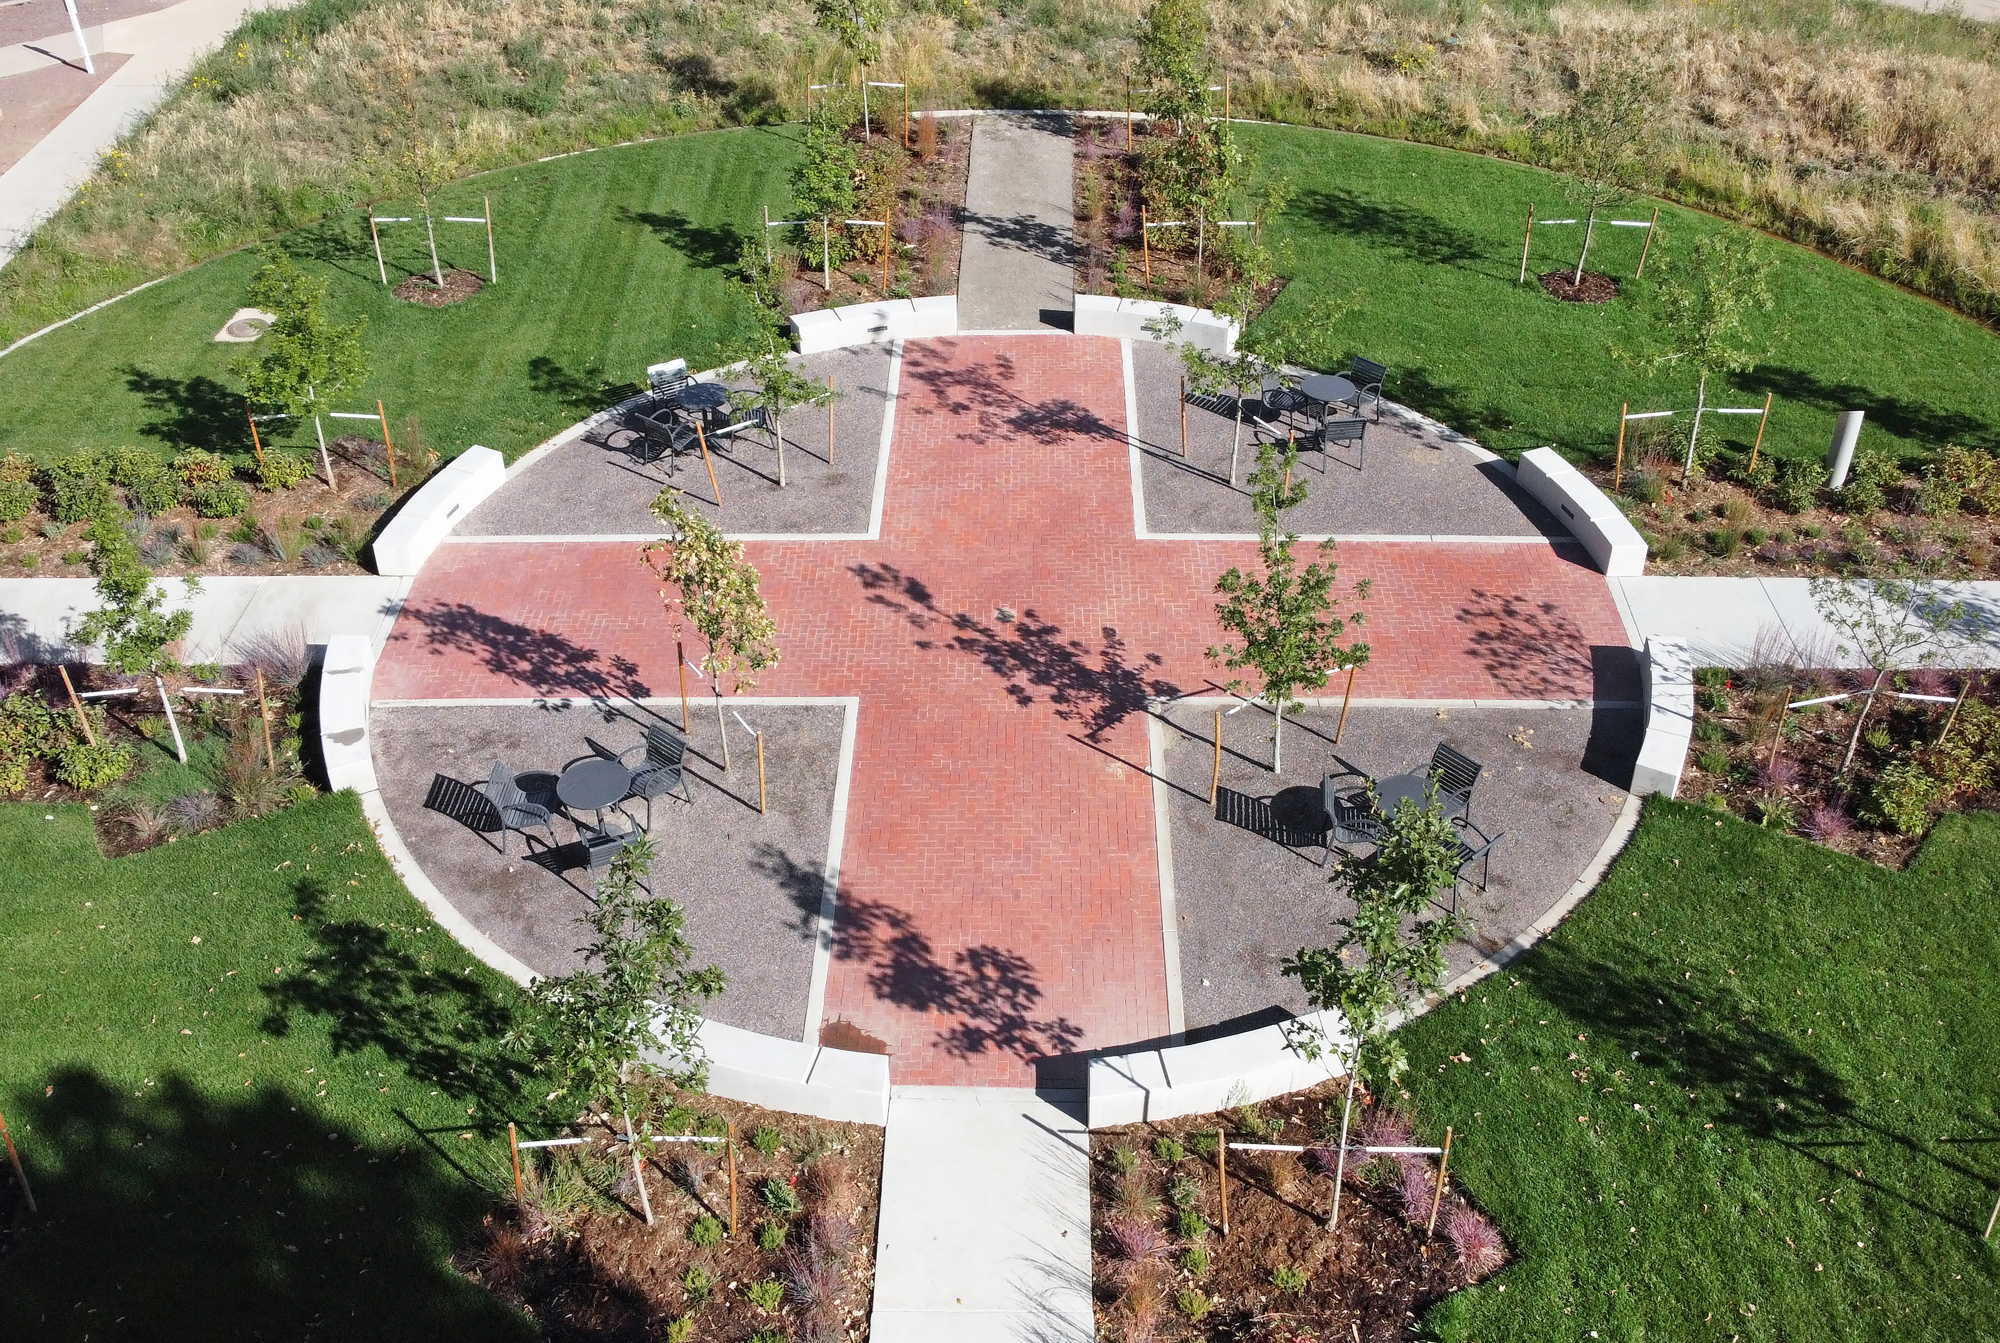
[901,345,1124,448]
[391,600,651,700]
[1455,588,1600,700]
[851,561,1180,739]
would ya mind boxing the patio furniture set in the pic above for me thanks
[475,722,693,881]
[1315,741,1502,915]
[611,358,773,471]
[1244,357,1388,474]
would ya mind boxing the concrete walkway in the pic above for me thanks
[0,0,277,262]
[957,113,1074,331]
[869,1087,1092,1343]
[0,574,408,661]
[1614,576,2000,668]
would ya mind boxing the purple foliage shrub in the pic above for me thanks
[1105,1214,1172,1263]
[1806,804,1853,841]
[1758,756,1800,790]
[1394,1155,1436,1223]
[1444,1204,1507,1277]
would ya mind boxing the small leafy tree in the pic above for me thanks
[643,492,781,770]
[1530,66,1662,285]
[1281,793,1462,1227]
[812,0,884,64]
[236,253,368,489]
[1627,232,1775,483]
[517,837,723,1213]
[1240,290,1360,374]
[790,119,861,277]
[72,513,200,763]
[1136,0,1212,133]
[377,85,465,291]
[1811,573,1971,776]
[1209,439,1370,773]
[739,340,835,488]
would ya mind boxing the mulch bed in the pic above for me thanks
[1682,665,1997,868]
[1093,1080,1505,1343]
[1537,268,1618,303]
[788,114,969,313]
[459,1088,881,1341]
[394,267,486,306]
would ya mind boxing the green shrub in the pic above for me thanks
[1654,533,1686,561]
[1764,457,1825,514]
[1870,758,1949,835]
[1697,749,1731,775]
[1841,450,1902,516]
[55,738,135,790]
[1735,451,1777,493]
[751,1124,782,1156]
[664,1319,694,1343]
[1708,528,1743,558]
[758,1176,803,1215]
[1918,444,2000,517]
[1755,795,1798,830]
[1625,469,1663,504]
[747,1331,785,1343]
[1153,1136,1186,1164]
[688,1215,724,1247]
[1179,1244,1210,1277]
[1186,1129,1218,1158]
[1167,1174,1200,1209]
[745,1278,784,1311]
[682,1263,714,1302]
[755,1219,786,1251]
[1108,1146,1138,1175]
[0,452,36,521]
[0,691,64,791]
[1271,1264,1308,1293]
[107,446,179,514]
[43,451,115,523]
[1174,1206,1206,1240]
[1176,1288,1213,1319]
[257,451,314,491]
[186,481,252,518]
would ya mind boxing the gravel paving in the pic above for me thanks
[1130,340,1567,538]
[455,345,894,537]
[1157,702,1640,1036]
[372,700,846,1041]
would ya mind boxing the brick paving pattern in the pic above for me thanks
[376,335,1630,1085]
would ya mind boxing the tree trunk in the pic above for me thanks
[1328,1048,1360,1229]
[1271,699,1283,773]
[1573,206,1598,286]
[1841,668,1889,776]
[1229,387,1244,486]
[774,410,787,488]
[714,685,731,771]
[1680,372,1707,485]
[424,207,444,289]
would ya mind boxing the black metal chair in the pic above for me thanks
[1346,357,1387,421]
[477,761,556,858]
[629,410,697,467]
[647,358,690,409]
[1319,774,1383,867]
[619,723,693,829]
[1448,819,1504,911]
[1299,417,1367,472]
[1427,743,1484,823]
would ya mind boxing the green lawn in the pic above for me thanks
[0,124,804,468]
[1243,124,2000,467]
[0,793,538,1340]
[1400,799,2000,1341]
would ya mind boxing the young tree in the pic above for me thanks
[515,838,724,1218]
[1630,232,1775,483]
[1238,289,1360,375]
[739,340,835,488]
[1146,309,1266,485]
[72,513,200,764]
[812,0,884,64]
[1531,66,1660,286]
[1282,794,1462,1229]
[1209,438,1370,773]
[1811,573,1972,776]
[790,119,861,283]
[643,492,781,771]
[379,87,465,292]
[236,253,368,489]
[1136,0,1212,133]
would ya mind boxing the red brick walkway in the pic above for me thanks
[376,335,1628,1085]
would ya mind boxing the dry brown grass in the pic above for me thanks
[5,0,2000,344]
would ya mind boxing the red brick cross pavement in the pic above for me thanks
[375,335,1629,1086]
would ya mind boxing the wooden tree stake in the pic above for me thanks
[1425,1125,1454,1237]
[0,1108,35,1214]
[1614,401,1628,494]
[58,665,95,746]
[256,667,275,768]
[246,410,267,469]
[1937,673,1974,748]
[1335,665,1357,743]
[1747,391,1773,474]
[377,399,398,489]
[756,732,767,815]
[1518,203,1535,284]
[509,1121,524,1202]
[677,640,690,731]
[1217,1128,1228,1237]
[1210,708,1222,805]
[1635,206,1659,277]
[1179,375,1189,458]
[904,86,912,149]
[1769,686,1791,770]
[727,1121,739,1236]
[695,419,723,506]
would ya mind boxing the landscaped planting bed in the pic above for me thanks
[463,1090,880,1341]
[1678,659,1996,867]
[1091,1080,1505,1343]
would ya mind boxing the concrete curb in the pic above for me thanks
[1087,1007,1354,1128]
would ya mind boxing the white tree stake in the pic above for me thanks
[155,672,188,764]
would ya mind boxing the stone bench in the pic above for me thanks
[1073,294,1238,355]
[370,445,506,576]
[1633,635,1695,797]
[789,296,958,355]
[1087,1009,1353,1128]
[640,1017,891,1128]
[1514,446,1648,577]
[318,634,376,795]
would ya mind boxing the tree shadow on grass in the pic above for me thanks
[122,366,251,454]
[527,356,645,415]
[850,561,1179,739]
[617,208,744,271]
[1738,365,2000,453]
[0,1068,529,1339]
[260,877,529,1113]
[390,600,651,701]
[1291,187,1487,268]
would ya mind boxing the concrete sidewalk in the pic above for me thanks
[869,1087,1092,1343]
[0,575,408,662]
[0,0,279,262]
[1614,575,2000,667]
[957,112,1074,331]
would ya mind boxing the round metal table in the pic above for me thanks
[1373,772,1430,816]
[557,758,632,828]
[1299,373,1357,413]
[677,381,731,428]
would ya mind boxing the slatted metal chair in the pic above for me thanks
[647,358,690,409]
[631,412,698,467]
[1319,774,1383,867]
[619,723,693,829]
[1447,819,1504,913]
[1427,742,1484,823]
[477,761,556,857]
[1344,357,1387,421]
[1299,417,1368,472]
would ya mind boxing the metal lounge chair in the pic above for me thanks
[620,723,694,829]
[1345,357,1387,421]
[1427,742,1484,823]
[478,761,556,858]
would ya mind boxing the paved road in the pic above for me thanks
[957,112,1075,331]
